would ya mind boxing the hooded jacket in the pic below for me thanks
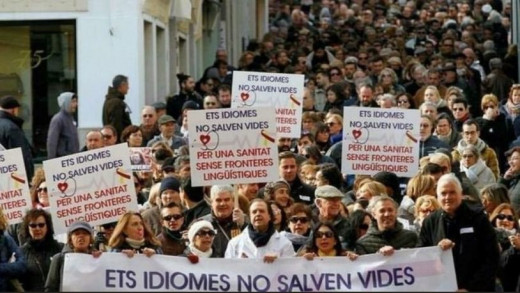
[0,110,34,179]
[47,92,79,159]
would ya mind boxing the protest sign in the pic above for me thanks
[342,108,421,177]
[43,143,138,234]
[0,148,31,224]
[231,71,304,138]
[129,147,152,171]
[62,246,457,292]
[187,107,278,187]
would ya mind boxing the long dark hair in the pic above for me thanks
[305,222,343,255]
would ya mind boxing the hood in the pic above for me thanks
[57,92,75,113]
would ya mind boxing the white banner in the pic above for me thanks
[187,107,279,187]
[43,143,138,234]
[231,71,304,138]
[342,108,421,177]
[0,148,31,224]
[62,247,457,292]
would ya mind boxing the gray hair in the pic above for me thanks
[461,144,480,159]
[437,173,463,194]
[210,184,235,200]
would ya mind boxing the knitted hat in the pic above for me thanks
[160,177,180,195]
[264,180,291,197]
[187,220,216,244]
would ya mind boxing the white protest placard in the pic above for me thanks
[187,107,278,187]
[231,71,304,138]
[43,143,138,234]
[62,246,457,292]
[342,108,421,177]
[0,148,31,224]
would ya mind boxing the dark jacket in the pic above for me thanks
[289,176,316,205]
[419,202,499,291]
[311,207,356,251]
[47,109,79,159]
[20,238,64,292]
[44,251,66,292]
[0,110,34,179]
[182,199,212,230]
[157,228,186,256]
[102,87,132,136]
[199,212,247,258]
[499,174,520,214]
[419,135,450,158]
[0,231,26,292]
[166,91,203,121]
[355,221,418,255]
[499,244,520,292]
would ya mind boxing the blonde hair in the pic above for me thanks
[358,181,388,198]
[0,207,8,231]
[406,174,436,200]
[424,85,441,103]
[108,211,160,248]
[414,195,441,218]
[481,94,499,110]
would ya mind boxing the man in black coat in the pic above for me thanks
[102,75,132,136]
[0,96,34,179]
[419,173,499,292]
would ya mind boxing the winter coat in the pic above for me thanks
[46,109,79,159]
[355,221,418,255]
[419,202,499,291]
[452,138,500,180]
[224,228,294,259]
[156,229,186,256]
[460,159,496,190]
[146,134,187,152]
[0,231,26,292]
[166,91,203,121]
[20,238,64,292]
[102,86,132,136]
[310,208,357,251]
[498,174,520,215]
[181,199,212,230]
[199,213,247,258]
[0,110,34,179]
[419,135,450,158]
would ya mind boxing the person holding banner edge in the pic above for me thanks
[108,212,162,257]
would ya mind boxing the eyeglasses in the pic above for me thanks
[37,187,48,193]
[330,72,340,76]
[315,231,334,238]
[29,223,46,229]
[497,214,515,221]
[359,224,369,230]
[289,216,309,224]
[163,214,183,221]
[142,114,153,118]
[196,229,216,237]
[452,107,465,112]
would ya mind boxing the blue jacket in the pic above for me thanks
[0,231,27,292]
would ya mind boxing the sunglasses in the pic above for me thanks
[452,107,465,112]
[196,229,216,237]
[497,214,515,221]
[37,187,48,193]
[315,231,334,238]
[163,214,183,221]
[330,72,340,76]
[289,216,309,224]
[205,102,216,106]
[142,114,153,118]
[29,223,46,229]
[103,135,113,139]
[326,122,337,127]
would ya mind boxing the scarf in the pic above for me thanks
[189,244,213,258]
[460,159,487,184]
[29,237,54,251]
[317,249,337,257]
[125,237,146,249]
[456,137,486,153]
[248,222,276,247]
[280,231,309,246]
[163,227,183,241]
[506,99,520,120]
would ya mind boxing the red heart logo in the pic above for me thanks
[352,129,362,140]
[240,92,249,102]
[200,134,210,146]
[57,182,68,193]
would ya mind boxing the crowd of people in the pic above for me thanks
[0,0,519,291]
